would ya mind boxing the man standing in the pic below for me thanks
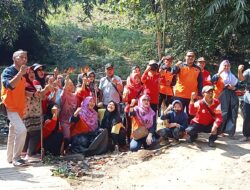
[158,55,176,115]
[141,60,160,131]
[1,50,28,166]
[172,50,203,116]
[197,57,212,86]
[186,86,223,147]
[238,65,250,141]
[99,63,123,107]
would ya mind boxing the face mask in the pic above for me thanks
[174,109,182,114]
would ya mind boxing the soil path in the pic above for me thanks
[0,114,249,190]
[73,114,250,190]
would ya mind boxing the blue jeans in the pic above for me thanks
[130,136,157,152]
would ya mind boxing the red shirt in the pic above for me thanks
[202,69,212,86]
[189,98,222,127]
[43,119,57,139]
[141,72,160,104]
[76,87,91,107]
[123,84,144,113]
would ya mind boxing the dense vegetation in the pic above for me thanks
[0,0,249,77]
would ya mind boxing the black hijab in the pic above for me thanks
[100,101,122,131]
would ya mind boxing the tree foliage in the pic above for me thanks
[0,0,96,65]
[104,0,250,65]
[1,0,249,73]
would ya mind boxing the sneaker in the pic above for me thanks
[119,145,128,152]
[208,141,216,148]
[13,159,28,167]
[113,145,119,154]
[186,137,194,143]
[239,137,250,142]
[159,137,170,146]
[171,139,180,145]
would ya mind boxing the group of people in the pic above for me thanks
[1,49,249,167]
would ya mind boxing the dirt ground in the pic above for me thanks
[68,114,250,190]
[1,114,249,190]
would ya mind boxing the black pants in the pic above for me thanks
[186,123,217,142]
[158,93,173,116]
[23,130,41,156]
[111,127,127,146]
[125,112,132,143]
[243,102,250,137]
[150,104,158,133]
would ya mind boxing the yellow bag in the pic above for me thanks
[156,118,169,132]
[98,108,106,124]
[111,122,124,134]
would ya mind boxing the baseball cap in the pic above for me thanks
[31,63,46,71]
[148,60,157,65]
[197,57,206,62]
[202,85,214,94]
[105,63,114,69]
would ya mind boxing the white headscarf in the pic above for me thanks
[218,60,238,86]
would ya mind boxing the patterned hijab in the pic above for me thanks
[218,60,238,86]
[24,67,37,92]
[79,96,98,132]
[134,95,155,129]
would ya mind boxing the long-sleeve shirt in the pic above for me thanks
[189,98,222,127]
[159,66,176,96]
[201,69,212,86]
[172,63,203,98]
[129,109,155,134]
[141,72,160,104]
[1,65,26,117]
[160,110,188,130]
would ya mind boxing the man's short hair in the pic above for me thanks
[12,49,27,59]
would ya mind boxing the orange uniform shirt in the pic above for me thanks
[173,64,202,99]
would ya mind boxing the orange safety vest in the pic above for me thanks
[1,77,26,118]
